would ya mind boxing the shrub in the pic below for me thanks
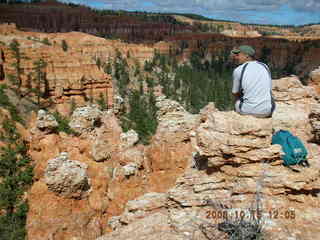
[121,90,158,145]
[52,111,76,135]
[0,84,24,124]
[0,117,33,240]
[96,92,108,111]
[42,37,51,45]
[61,39,68,52]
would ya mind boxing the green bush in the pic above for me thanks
[61,39,68,52]
[42,38,51,45]
[148,51,233,113]
[0,117,33,240]
[0,84,24,124]
[52,111,76,135]
[96,92,108,111]
[121,90,158,145]
[218,220,265,240]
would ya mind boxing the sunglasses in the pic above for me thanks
[231,50,240,55]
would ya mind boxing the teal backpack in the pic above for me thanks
[271,130,309,167]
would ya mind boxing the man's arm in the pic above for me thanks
[232,68,241,101]
[232,92,241,101]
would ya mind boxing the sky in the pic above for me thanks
[61,0,320,26]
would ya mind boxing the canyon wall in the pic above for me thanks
[23,75,320,240]
[1,23,320,239]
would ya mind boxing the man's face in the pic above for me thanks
[231,52,249,65]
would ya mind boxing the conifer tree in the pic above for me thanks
[8,39,22,93]
[33,58,47,108]
[61,39,68,52]
[0,117,33,240]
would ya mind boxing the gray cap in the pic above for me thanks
[231,45,255,57]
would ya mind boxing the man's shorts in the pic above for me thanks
[235,101,272,118]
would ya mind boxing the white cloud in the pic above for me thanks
[289,0,320,11]
[89,0,320,13]
[64,0,320,24]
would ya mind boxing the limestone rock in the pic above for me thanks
[194,109,277,166]
[91,137,112,162]
[108,192,167,227]
[309,104,320,143]
[165,159,320,239]
[144,96,199,190]
[119,147,145,166]
[107,216,122,231]
[112,95,124,115]
[44,152,90,199]
[69,105,103,134]
[309,66,320,86]
[99,212,183,240]
[120,129,139,150]
[91,111,122,162]
[123,162,139,177]
[272,76,315,103]
[36,109,58,133]
[271,76,318,140]
[155,95,200,142]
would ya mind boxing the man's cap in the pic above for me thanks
[231,45,255,57]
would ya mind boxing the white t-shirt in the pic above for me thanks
[232,61,272,115]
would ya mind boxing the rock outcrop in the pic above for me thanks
[0,24,115,115]
[91,110,122,162]
[98,212,182,240]
[23,60,320,239]
[69,104,103,135]
[36,109,58,133]
[1,23,320,117]
[272,76,318,140]
[119,129,139,150]
[309,66,320,92]
[44,152,90,199]
[309,104,320,143]
[98,76,320,240]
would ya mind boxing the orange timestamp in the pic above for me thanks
[206,209,296,220]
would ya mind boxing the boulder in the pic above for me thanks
[44,152,90,199]
[120,129,139,150]
[36,109,58,133]
[69,105,103,134]
[91,111,122,162]
[309,103,320,143]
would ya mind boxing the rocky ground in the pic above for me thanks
[19,75,320,240]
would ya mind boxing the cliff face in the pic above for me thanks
[0,23,163,115]
[96,76,320,240]
[0,24,175,116]
[23,74,320,240]
[1,23,320,240]
[0,2,193,43]
[26,99,197,239]
[1,23,320,102]
[165,33,320,80]
[309,66,320,93]
[2,1,319,43]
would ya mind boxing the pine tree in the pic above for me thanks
[0,117,33,240]
[33,58,47,108]
[61,39,68,52]
[96,92,108,111]
[8,39,22,93]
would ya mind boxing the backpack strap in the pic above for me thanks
[238,63,249,112]
[257,62,276,115]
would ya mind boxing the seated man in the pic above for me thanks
[230,45,275,118]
